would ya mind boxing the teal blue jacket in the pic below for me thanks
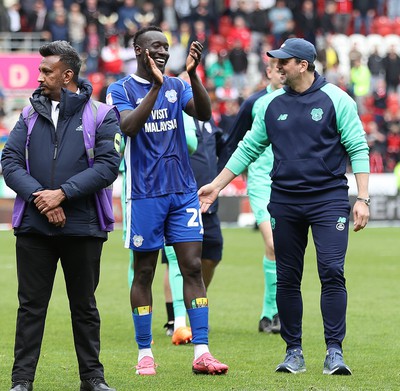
[226,73,369,204]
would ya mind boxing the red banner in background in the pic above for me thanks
[0,54,41,90]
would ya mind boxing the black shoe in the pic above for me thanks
[271,314,281,334]
[164,321,174,337]
[259,314,281,334]
[258,316,273,333]
[80,378,116,391]
[10,380,33,391]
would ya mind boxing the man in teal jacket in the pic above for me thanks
[198,38,370,376]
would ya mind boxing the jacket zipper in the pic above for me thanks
[51,124,58,189]
[53,140,58,159]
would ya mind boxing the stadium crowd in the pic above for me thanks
[1,0,400,173]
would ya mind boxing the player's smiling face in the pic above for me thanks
[277,58,302,88]
[139,31,170,73]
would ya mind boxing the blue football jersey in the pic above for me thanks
[107,74,197,199]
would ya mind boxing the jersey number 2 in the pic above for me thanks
[186,207,203,228]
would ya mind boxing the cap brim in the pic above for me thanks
[267,49,293,59]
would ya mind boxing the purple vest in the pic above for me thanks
[12,100,118,232]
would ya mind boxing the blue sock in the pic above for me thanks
[187,307,208,345]
[132,312,152,349]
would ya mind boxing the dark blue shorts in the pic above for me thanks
[201,212,223,262]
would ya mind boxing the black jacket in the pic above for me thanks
[1,79,121,238]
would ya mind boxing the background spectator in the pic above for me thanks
[160,0,179,34]
[27,0,49,33]
[117,0,139,36]
[206,49,234,89]
[134,0,159,28]
[190,19,209,60]
[353,0,376,35]
[387,0,400,20]
[166,33,187,76]
[317,33,340,74]
[350,57,371,114]
[295,0,319,45]
[228,38,248,93]
[48,10,68,42]
[6,1,21,33]
[349,41,363,68]
[333,0,353,34]
[227,15,251,51]
[319,0,337,35]
[83,21,101,74]
[268,0,293,47]
[247,0,270,53]
[100,35,129,77]
[367,45,384,92]
[191,0,216,33]
[68,2,86,54]
[383,45,400,94]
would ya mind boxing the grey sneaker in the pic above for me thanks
[323,348,352,375]
[275,349,306,374]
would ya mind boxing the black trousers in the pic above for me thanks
[12,234,105,382]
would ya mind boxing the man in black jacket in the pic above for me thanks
[1,41,121,391]
[353,0,376,35]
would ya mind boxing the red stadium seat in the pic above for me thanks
[392,17,400,35]
[386,93,399,109]
[363,95,374,111]
[371,16,393,36]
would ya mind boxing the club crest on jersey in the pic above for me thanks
[165,89,177,103]
[336,217,347,231]
[311,108,323,121]
[133,234,144,247]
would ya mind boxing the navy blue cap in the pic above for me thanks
[267,38,317,63]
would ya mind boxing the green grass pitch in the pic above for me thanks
[1,227,399,390]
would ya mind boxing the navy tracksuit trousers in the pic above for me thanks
[268,199,351,352]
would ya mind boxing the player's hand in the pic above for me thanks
[353,202,369,232]
[45,206,66,227]
[186,41,203,74]
[33,189,65,214]
[198,184,219,213]
[145,49,163,86]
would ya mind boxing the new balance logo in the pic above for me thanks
[277,114,288,121]
[76,124,83,131]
